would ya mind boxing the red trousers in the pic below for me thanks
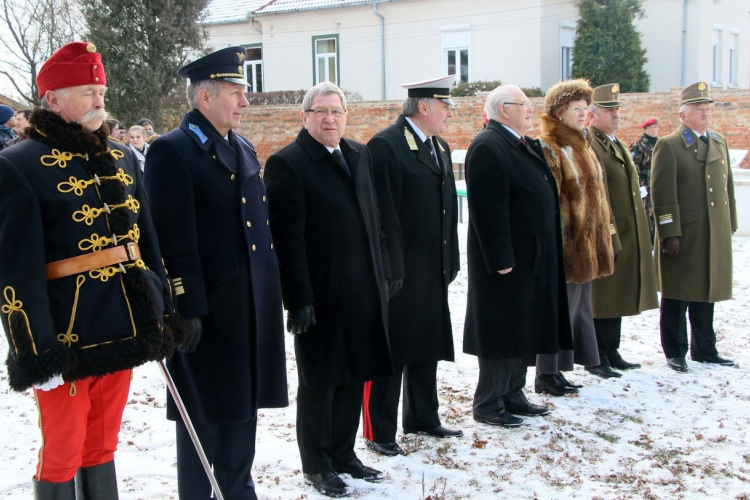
[33,369,131,482]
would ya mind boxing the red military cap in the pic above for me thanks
[36,42,106,99]
[641,118,658,128]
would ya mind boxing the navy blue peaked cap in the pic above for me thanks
[178,46,249,86]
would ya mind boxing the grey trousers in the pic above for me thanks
[537,281,600,373]
[473,356,528,414]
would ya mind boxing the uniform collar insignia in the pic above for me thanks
[682,129,694,145]
[404,127,419,151]
[709,130,720,141]
[188,123,209,144]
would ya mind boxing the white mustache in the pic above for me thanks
[80,108,108,124]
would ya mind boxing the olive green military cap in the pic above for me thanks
[592,83,621,108]
[681,81,714,105]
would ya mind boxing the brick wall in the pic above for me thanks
[166,86,750,168]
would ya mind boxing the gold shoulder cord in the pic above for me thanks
[1,286,37,355]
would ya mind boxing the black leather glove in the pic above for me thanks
[287,305,316,335]
[662,236,681,256]
[180,316,203,353]
[386,279,403,298]
[449,269,458,284]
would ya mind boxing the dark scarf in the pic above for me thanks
[642,133,657,147]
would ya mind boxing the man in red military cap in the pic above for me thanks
[0,42,182,499]
[630,118,660,243]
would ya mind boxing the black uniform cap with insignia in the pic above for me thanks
[680,81,714,105]
[401,75,456,106]
[178,46,249,87]
[592,83,621,108]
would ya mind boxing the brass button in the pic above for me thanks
[724,187,727,191]
[709,188,713,192]
[213,155,217,160]
[695,149,698,153]
[711,202,715,207]
[231,174,236,181]
[723,174,727,178]
[443,240,447,245]
[252,244,257,251]
[242,197,247,203]
[262,196,266,202]
[721,160,725,165]
[266,219,270,226]
[270,243,274,250]
[632,192,636,196]
[93,64,98,69]
[443,209,446,215]
[95,77,99,82]
[708,174,711,179]
[725,200,728,205]
[443,270,446,275]
[246,221,252,227]
[442,181,445,186]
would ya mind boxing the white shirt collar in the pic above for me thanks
[405,116,429,142]
[501,124,521,139]
[691,128,708,139]
[324,145,342,154]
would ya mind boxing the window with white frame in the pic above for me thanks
[243,46,263,93]
[561,24,575,81]
[729,31,739,86]
[442,27,470,84]
[712,26,723,84]
[313,35,338,86]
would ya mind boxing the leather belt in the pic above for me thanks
[46,242,141,280]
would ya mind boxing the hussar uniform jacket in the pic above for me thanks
[0,110,180,392]
[650,123,737,303]
[145,110,289,424]
[368,115,459,366]
[589,126,658,318]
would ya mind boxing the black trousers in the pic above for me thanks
[176,418,257,500]
[593,317,622,362]
[660,298,718,359]
[362,362,440,443]
[296,382,363,473]
[473,356,528,415]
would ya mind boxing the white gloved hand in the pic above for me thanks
[640,185,648,199]
[33,374,65,392]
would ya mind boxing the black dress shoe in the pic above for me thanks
[555,372,582,389]
[585,365,622,378]
[535,373,577,396]
[609,351,641,370]
[333,458,385,482]
[304,471,352,497]
[667,357,689,373]
[504,400,551,416]
[404,425,463,438]
[473,409,524,427]
[691,354,736,367]
[365,440,404,456]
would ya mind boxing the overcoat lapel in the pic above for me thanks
[399,116,441,176]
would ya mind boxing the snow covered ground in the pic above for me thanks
[1,225,749,500]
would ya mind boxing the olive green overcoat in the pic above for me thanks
[589,126,659,318]
[650,123,737,303]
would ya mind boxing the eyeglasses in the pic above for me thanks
[305,108,347,118]
[503,101,534,109]
[569,105,589,114]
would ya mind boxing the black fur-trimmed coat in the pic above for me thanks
[0,109,181,391]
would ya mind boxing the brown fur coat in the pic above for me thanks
[539,114,614,284]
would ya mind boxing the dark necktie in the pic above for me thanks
[700,135,709,145]
[331,149,351,176]
[425,138,439,165]
[520,137,529,147]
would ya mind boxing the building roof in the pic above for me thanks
[202,0,269,25]
[202,0,390,24]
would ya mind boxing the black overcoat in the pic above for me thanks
[368,115,458,365]
[144,110,288,425]
[0,110,178,392]
[263,127,392,389]
[463,121,572,359]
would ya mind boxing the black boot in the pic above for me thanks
[534,373,577,396]
[75,460,119,500]
[33,478,75,500]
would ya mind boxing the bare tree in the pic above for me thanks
[0,0,84,105]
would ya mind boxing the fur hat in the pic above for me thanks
[544,79,593,117]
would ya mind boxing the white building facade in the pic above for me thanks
[203,0,750,100]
